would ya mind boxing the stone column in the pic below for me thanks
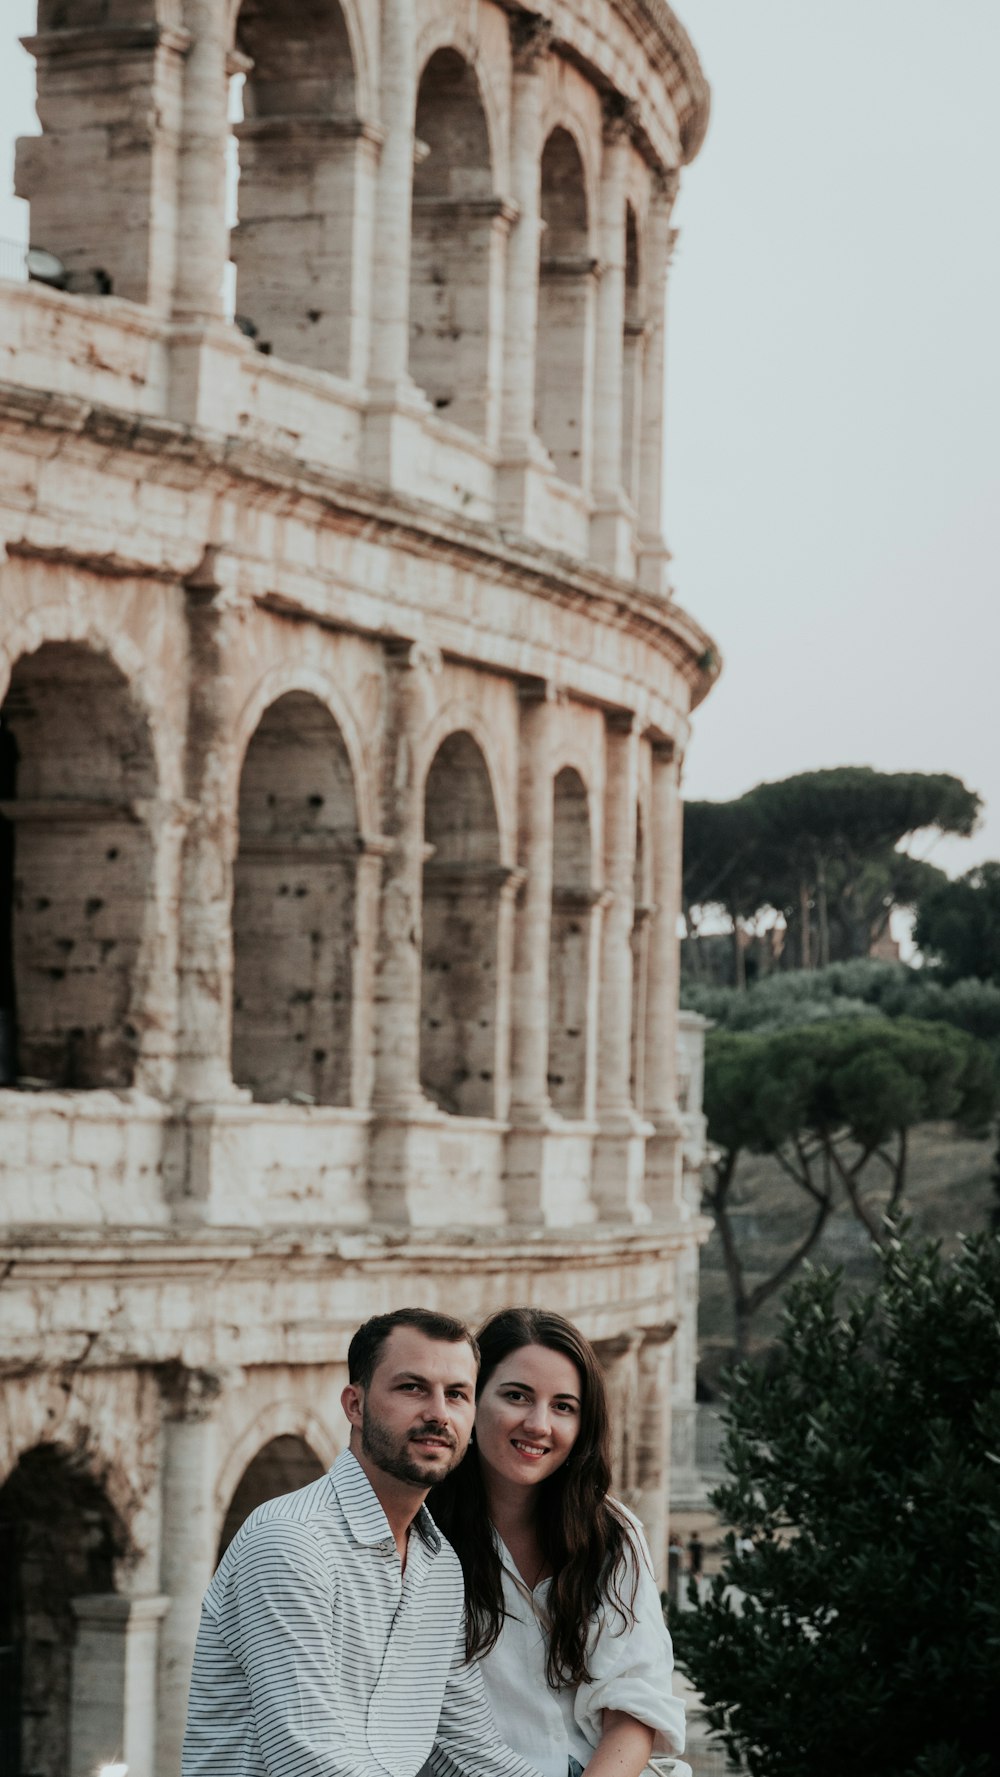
[592,714,649,1220]
[70,1594,169,1777]
[590,106,633,575]
[171,0,230,324]
[595,1330,642,1505]
[131,796,189,1100]
[368,641,441,1218]
[168,4,245,428]
[156,1366,223,1777]
[351,835,392,1110]
[363,0,422,478]
[635,1322,677,1584]
[173,561,249,1106]
[494,865,527,1123]
[636,172,680,597]
[504,680,559,1219]
[643,740,685,1214]
[497,17,550,526]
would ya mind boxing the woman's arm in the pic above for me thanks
[582,1710,656,1777]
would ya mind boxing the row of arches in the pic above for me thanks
[0,641,657,1122]
[231,22,647,493]
[17,3,659,517]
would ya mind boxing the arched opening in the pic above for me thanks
[537,129,594,485]
[630,806,651,1112]
[232,691,359,1105]
[217,1434,326,1564]
[231,0,358,372]
[0,643,156,1090]
[548,767,592,1117]
[0,1445,123,1777]
[409,50,496,435]
[420,731,502,1117]
[622,205,644,502]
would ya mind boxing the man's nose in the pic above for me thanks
[420,1387,451,1422]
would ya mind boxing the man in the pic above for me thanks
[183,1307,542,1777]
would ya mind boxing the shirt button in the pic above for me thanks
[377,1538,395,1555]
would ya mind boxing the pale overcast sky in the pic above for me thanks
[2,1,998,875]
[665,0,1000,875]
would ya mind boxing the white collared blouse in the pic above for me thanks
[477,1515,685,1777]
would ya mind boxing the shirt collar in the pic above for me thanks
[329,1449,442,1553]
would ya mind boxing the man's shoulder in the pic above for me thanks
[214,1470,340,1583]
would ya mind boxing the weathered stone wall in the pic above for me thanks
[0,2,715,1773]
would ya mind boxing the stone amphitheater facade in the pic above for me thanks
[0,2,716,1772]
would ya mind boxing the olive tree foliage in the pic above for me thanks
[703,1017,997,1356]
[684,768,980,983]
[674,1235,1000,1777]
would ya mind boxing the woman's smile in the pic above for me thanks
[475,1343,582,1489]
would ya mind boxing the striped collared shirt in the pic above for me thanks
[182,1449,541,1777]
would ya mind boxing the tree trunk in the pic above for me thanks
[816,855,830,968]
[799,876,812,969]
[733,915,746,991]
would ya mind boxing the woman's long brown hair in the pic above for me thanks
[428,1307,640,1689]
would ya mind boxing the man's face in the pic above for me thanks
[350,1326,478,1490]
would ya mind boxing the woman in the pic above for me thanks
[429,1307,685,1777]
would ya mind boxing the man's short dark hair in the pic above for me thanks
[348,1308,479,1389]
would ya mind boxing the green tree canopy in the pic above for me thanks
[915,862,1000,984]
[702,1016,998,1354]
[684,768,980,978]
[674,1234,1000,1777]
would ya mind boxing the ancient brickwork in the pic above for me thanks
[0,3,714,1773]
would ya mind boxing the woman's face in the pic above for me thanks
[475,1342,583,1491]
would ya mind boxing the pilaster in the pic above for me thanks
[636,173,680,596]
[156,1364,224,1777]
[643,739,685,1213]
[173,555,250,1105]
[497,17,550,528]
[590,104,635,576]
[71,1593,170,1777]
[593,713,651,1221]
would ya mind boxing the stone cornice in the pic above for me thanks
[502,1,710,166]
[0,381,722,712]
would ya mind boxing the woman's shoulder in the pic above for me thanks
[606,1498,656,1574]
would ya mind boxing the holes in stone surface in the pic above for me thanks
[537,129,591,486]
[232,691,357,1106]
[548,767,592,1118]
[420,730,501,1118]
[230,0,357,376]
[409,49,494,437]
[0,642,155,1089]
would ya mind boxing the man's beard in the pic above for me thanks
[360,1402,462,1486]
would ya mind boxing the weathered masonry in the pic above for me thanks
[0,3,715,1774]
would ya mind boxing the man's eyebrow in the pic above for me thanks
[390,1369,473,1388]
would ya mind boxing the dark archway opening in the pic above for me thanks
[217,1435,326,1564]
[0,643,157,1089]
[232,692,359,1105]
[0,1445,122,1777]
